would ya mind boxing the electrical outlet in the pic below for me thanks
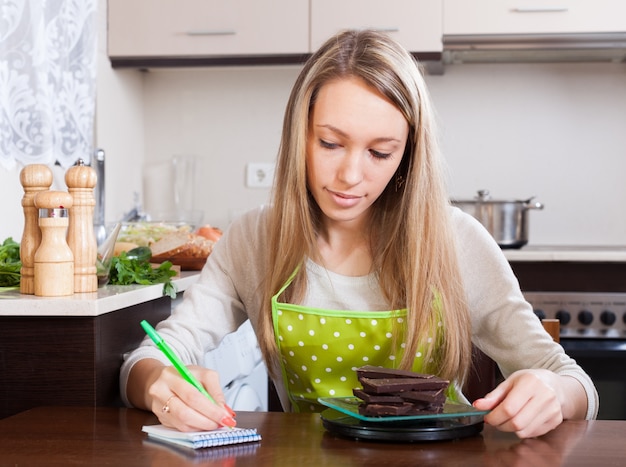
[246,162,275,188]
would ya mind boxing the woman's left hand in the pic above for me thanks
[472,369,584,438]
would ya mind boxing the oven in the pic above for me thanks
[524,291,626,420]
[510,257,626,421]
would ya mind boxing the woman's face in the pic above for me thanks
[306,77,409,229]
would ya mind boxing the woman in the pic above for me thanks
[121,29,597,439]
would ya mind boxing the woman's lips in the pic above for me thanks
[328,189,362,208]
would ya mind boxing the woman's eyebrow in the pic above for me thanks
[316,124,402,144]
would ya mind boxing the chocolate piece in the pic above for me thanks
[354,366,449,417]
[358,402,415,416]
[356,365,435,380]
[359,402,444,416]
[396,388,446,404]
[360,376,449,394]
[352,389,405,404]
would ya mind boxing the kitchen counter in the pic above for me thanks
[0,271,199,316]
[0,271,201,419]
[503,246,626,293]
[503,245,626,262]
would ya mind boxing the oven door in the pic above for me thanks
[561,339,626,420]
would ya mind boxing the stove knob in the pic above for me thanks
[555,310,571,325]
[578,310,594,326]
[600,310,616,326]
[534,309,546,320]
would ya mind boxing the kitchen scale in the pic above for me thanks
[319,397,488,442]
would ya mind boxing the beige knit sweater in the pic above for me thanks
[120,205,598,420]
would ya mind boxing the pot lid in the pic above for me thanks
[451,190,544,209]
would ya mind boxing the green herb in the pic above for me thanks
[0,237,21,287]
[109,252,178,298]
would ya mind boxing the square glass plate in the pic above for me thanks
[318,396,490,423]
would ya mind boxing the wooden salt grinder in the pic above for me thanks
[19,164,53,294]
[65,159,98,293]
[33,191,74,297]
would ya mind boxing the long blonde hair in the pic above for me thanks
[258,29,471,385]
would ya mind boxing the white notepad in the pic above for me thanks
[142,424,262,450]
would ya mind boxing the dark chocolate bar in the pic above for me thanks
[396,388,446,404]
[352,388,405,404]
[358,402,415,416]
[359,402,444,416]
[360,376,449,394]
[356,365,435,380]
[354,366,449,418]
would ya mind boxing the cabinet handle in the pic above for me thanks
[185,29,236,36]
[512,7,569,13]
[374,27,400,33]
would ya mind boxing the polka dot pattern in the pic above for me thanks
[273,305,437,412]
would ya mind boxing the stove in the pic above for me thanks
[521,291,626,420]
[524,291,626,339]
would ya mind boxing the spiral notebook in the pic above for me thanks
[142,424,262,450]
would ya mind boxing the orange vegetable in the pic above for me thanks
[196,225,223,242]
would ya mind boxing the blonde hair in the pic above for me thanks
[258,29,471,385]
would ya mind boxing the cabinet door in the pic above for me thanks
[310,0,442,53]
[444,0,626,35]
[108,0,309,58]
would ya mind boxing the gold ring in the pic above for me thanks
[162,395,176,413]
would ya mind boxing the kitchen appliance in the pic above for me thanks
[320,409,485,442]
[452,190,544,249]
[523,291,626,420]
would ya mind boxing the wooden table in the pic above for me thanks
[1,407,624,466]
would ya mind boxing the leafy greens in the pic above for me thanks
[0,237,21,288]
[109,252,178,298]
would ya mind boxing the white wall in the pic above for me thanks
[136,61,626,245]
[427,62,626,245]
[140,66,299,228]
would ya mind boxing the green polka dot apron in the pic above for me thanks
[271,269,453,413]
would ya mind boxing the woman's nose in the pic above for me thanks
[336,151,363,186]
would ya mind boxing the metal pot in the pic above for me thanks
[451,190,544,249]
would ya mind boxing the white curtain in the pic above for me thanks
[0,0,97,171]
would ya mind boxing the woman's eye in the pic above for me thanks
[371,149,392,159]
[319,139,338,149]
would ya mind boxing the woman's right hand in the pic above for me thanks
[129,358,236,432]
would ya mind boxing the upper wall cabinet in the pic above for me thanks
[108,0,309,67]
[311,0,442,56]
[444,0,626,35]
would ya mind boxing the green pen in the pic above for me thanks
[140,319,216,404]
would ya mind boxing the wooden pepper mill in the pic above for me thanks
[65,159,98,293]
[33,190,74,297]
[19,164,54,294]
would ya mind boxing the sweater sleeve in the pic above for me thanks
[119,206,271,407]
[452,207,599,420]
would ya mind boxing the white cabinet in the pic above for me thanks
[311,0,442,53]
[108,0,309,59]
[444,0,626,35]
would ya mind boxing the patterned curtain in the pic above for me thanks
[0,0,97,171]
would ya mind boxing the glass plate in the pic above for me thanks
[318,396,490,423]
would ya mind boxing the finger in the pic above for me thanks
[488,386,562,438]
[149,366,235,431]
[169,372,237,431]
[472,377,511,411]
[195,368,231,410]
[158,392,231,432]
[511,393,563,438]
